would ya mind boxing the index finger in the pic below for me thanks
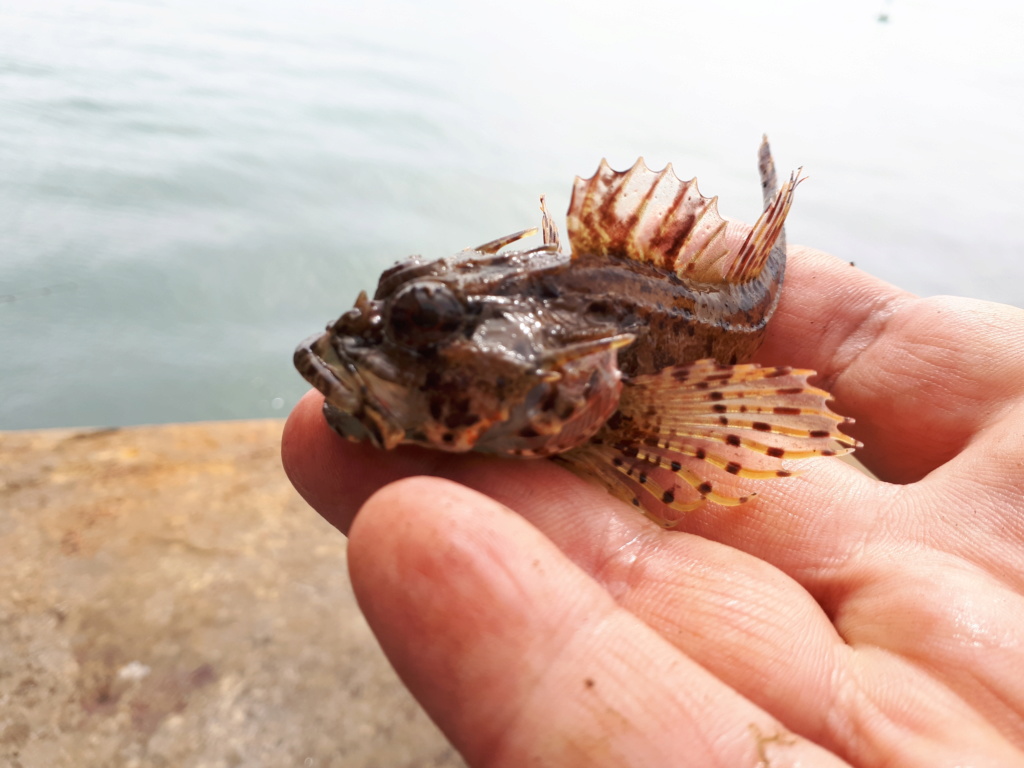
[756,245,1024,483]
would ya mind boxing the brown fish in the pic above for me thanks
[295,138,858,527]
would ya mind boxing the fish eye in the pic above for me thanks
[385,281,465,349]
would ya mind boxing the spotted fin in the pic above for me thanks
[566,138,801,284]
[553,359,859,528]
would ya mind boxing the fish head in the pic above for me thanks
[295,250,632,457]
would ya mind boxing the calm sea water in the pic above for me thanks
[2,0,1022,430]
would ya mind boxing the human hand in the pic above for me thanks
[282,246,1024,767]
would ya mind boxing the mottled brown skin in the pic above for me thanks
[295,237,784,457]
[554,247,784,376]
[295,146,795,463]
[295,246,623,457]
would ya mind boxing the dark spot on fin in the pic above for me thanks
[545,358,860,526]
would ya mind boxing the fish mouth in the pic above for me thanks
[293,332,405,449]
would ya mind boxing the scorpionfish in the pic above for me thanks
[295,139,857,527]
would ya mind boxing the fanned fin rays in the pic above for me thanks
[458,141,858,529]
[727,167,803,282]
[566,137,800,285]
[539,195,561,250]
[566,158,731,282]
[554,359,860,528]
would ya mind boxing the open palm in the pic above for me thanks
[283,245,1024,767]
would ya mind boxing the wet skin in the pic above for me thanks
[283,245,1024,767]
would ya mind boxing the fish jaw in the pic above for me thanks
[294,331,407,450]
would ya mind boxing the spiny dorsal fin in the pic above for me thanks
[566,141,801,285]
[567,158,730,282]
[726,167,803,283]
[472,227,537,254]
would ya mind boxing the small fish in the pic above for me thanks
[295,138,858,527]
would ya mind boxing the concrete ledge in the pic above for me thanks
[0,421,463,767]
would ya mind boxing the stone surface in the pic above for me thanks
[0,421,464,768]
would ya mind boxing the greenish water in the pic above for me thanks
[2,0,1022,429]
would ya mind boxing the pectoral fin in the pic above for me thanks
[553,359,859,528]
